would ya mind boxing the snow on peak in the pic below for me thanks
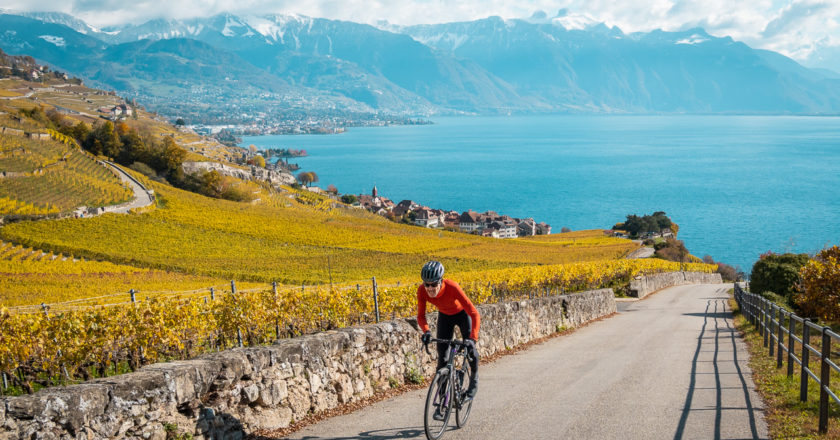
[38,35,65,47]
[676,34,709,45]
[242,14,313,43]
[551,10,599,31]
[221,15,248,37]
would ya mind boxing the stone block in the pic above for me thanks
[240,384,259,404]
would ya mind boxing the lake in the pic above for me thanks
[242,115,840,273]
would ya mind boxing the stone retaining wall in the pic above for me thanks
[0,289,615,440]
[629,271,723,298]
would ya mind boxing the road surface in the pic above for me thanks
[282,284,768,440]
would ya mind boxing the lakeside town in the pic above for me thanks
[329,185,551,238]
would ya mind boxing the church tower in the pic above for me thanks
[372,184,378,198]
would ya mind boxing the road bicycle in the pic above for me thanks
[423,337,475,440]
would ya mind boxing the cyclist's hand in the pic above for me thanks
[421,331,432,345]
[464,338,476,350]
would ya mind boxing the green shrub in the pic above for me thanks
[750,252,810,303]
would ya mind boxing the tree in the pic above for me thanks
[175,118,186,126]
[340,194,357,204]
[326,184,338,194]
[84,122,121,158]
[297,172,313,187]
[249,144,258,154]
[750,252,810,302]
[252,155,266,168]
[158,137,187,178]
[560,227,572,233]
[797,246,840,323]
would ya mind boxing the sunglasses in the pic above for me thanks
[424,282,440,288]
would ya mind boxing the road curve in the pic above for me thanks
[101,161,154,213]
[281,284,768,440]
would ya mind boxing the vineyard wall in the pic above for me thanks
[629,271,723,298]
[0,288,615,440]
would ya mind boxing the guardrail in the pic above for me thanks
[734,283,840,433]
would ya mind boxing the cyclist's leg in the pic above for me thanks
[452,311,479,376]
[453,311,479,397]
[436,311,457,371]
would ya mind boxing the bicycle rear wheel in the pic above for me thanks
[424,369,453,440]
[455,364,473,428]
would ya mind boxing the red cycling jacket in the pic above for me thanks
[416,279,481,340]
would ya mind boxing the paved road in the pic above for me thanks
[101,161,154,213]
[282,284,768,440]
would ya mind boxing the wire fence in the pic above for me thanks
[734,283,840,433]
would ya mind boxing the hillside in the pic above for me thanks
[0,174,640,287]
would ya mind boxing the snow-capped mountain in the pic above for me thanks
[3,11,840,116]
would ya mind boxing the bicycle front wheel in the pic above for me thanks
[455,364,473,428]
[424,369,453,440]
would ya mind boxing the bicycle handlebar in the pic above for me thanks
[423,337,470,355]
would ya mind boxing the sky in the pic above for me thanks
[3,0,840,71]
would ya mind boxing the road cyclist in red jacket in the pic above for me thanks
[417,260,481,404]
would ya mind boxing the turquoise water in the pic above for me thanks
[242,115,840,273]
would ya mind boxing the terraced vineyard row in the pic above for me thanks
[0,136,132,214]
[0,241,259,308]
[0,177,643,285]
[0,134,71,172]
[0,258,715,393]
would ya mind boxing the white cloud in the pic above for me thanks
[5,0,840,70]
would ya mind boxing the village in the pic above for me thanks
[345,185,551,238]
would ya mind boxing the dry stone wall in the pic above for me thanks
[1,289,615,439]
[629,271,723,298]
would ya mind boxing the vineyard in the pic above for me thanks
[0,177,642,286]
[0,133,132,214]
[0,241,262,308]
[0,258,715,394]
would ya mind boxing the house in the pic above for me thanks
[414,208,440,228]
[443,211,460,229]
[393,200,418,217]
[516,218,537,237]
[491,220,518,239]
[459,210,481,233]
[536,222,552,235]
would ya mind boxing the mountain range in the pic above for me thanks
[2,10,840,119]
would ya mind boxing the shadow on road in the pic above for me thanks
[673,299,764,440]
[253,426,431,440]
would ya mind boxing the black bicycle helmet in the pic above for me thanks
[421,260,445,283]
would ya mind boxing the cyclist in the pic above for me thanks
[417,260,480,402]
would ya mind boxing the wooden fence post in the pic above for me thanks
[210,287,215,301]
[819,327,831,433]
[777,308,784,369]
[231,280,236,295]
[801,319,811,402]
[787,314,795,377]
[769,305,776,357]
[273,281,280,339]
[130,289,136,305]
[372,277,380,323]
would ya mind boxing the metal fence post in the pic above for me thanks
[372,276,380,323]
[231,280,236,295]
[801,319,811,402]
[130,289,136,305]
[210,287,215,301]
[787,314,795,377]
[819,327,831,433]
